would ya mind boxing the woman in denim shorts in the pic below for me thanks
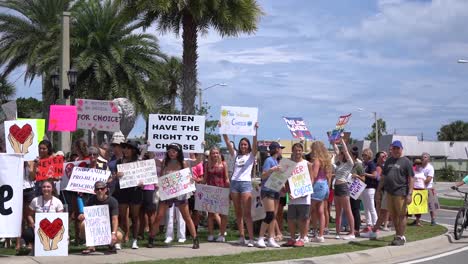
[256,141,285,248]
[222,122,258,247]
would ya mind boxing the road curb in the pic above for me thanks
[440,205,459,211]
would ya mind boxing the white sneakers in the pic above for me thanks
[237,237,245,245]
[207,235,215,242]
[256,237,281,248]
[314,236,325,243]
[114,243,122,250]
[132,239,138,249]
[216,236,226,242]
[178,238,186,243]
[342,234,356,240]
[267,238,281,248]
[164,237,173,244]
[361,231,377,239]
[256,238,266,248]
[246,240,255,247]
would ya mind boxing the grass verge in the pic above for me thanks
[439,197,464,208]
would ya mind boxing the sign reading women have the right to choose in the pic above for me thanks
[147,114,205,153]
[219,106,258,136]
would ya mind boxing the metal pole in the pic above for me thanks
[59,12,71,153]
[198,87,202,111]
[374,112,379,153]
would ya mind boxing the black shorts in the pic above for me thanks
[114,188,143,205]
[279,196,287,206]
[23,188,35,204]
[142,190,157,211]
[188,195,196,211]
[334,183,349,197]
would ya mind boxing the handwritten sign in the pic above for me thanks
[219,106,258,136]
[65,167,110,194]
[194,184,230,215]
[48,105,77,131]
[283,117,313,139]
[36,156,65,181]
[327,114,352,143]
[76,99,120,132]
[18,118,46,143]
[264,158,297,191]
[148,114,205,153]
[159,168,195,201]
[348,179,366,200]
[84,205,111,247]
[251,188,265,221]
[60,160,90,190]
[407,189,428,215]
[0,154,24,237]
[117,159,158,189]
[34,213,68,256]
[4,120,39,161]
[288,162,313,199]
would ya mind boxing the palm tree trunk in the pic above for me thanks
[181,12,198,115]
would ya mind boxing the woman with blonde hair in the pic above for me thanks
[309,141,332,242]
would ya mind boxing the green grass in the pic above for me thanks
[439,197,464,208]
[128,224,447,264]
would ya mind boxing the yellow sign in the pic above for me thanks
[407,189,428,215]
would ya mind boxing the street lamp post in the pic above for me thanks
[198,83,227,110]
[357,108,379,152]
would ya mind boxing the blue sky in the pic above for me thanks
[10,0,468,143]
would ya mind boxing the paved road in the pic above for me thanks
[420,209,456,226]
[400,246,468,264]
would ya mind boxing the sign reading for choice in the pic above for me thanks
[76,99,120,132]
[117,159,157,189]
[148,114,205,153]
[219,106,258,136]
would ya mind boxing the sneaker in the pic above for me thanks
[147,237,154,248]
[237,237,245,245]
[313,236,325,243]
[132,239,138,249]
[256,238,266,248]
[114,243,122,250]
[247,240,255,247]
[293,239,304,247]
[335,235,341,240]
[324,228,330,235]
[390,236,405,246]
[207,235,215,242]
[267,238,281,248]
[308,229,316,237]
[164,237,173,244]
[178,238,186,243]
[302,236,310,243]
[216,236,225,242]
[360,226,371,233]
[431,220,437,226]
[342,234,355,240]
[381,227,391,232]
[361,231,377,239]
[282,239,295,247]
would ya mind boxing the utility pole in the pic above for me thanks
[374,112,379,153]
[59,12,71,153]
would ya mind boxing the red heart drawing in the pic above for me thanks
[39,218,63,239]
[111,107,118,113]
[9,124,32,144]
[77,100,84,106]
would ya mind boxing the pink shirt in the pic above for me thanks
[192,162,204,180]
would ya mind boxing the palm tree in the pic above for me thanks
[437,121,468,141]
[125,0,263,114]
[157,56,182,113]
[0,75,16,103]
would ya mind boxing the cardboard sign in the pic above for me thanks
[60,160,90,190]
[76,99,120,132]
[34,213,68,256]
[18,118,46,143]
[348,178,367,200]
[65,167,110,194]
[264,158,297,192]
[48,105,77,131]
[251,188,266,221]
[84,205,112,247]
[288,162,313,199]
[219,106,258,136]
[283,117,313,139]
[328,113,352,143]
[4,120,39,161]
[0,154,24,237]
[194,184,230,215]
[407,189,429,215]
[148,114,205,153]
[36,156,65,181]
[117,159,158,189]
[158,168,196,201]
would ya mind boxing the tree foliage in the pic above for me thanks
[0,75,15,103]
[365,118,387,141]
[16,97,43,118]
[437,120,468,141]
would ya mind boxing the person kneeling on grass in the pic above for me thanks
[78,181,123,254]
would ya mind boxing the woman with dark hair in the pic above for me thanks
[256,142,284,248]
[72,139,90,161]
[147,143,199,249]
[222,123,259,247]
[360,148,378,233]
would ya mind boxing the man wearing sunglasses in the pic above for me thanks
[78,181,122,254]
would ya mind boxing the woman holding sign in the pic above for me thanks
[222,123,259,247]
[147,143,200,249]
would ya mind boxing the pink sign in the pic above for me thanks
[48,105,77,131]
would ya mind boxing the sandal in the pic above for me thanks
[81,248,96,255]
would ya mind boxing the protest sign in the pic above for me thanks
[117,159,158,189]
[219,106,258,136]
[34,213,68,256]
[0,154,23,237]
[282,117,312,139]
[148,114,205,153]
[159,168,195,201]
[19,118,46,143]
[287,162,313,199]
[4,120,39,161]
[194,184,230,215]
[76,99,120,132]
[60,160,90,190]
[36,156,65,181]
[84,205,111,247]
[48,105,77,131]
[327,113,352,143]
[65,167,110,194]
[251,188,266,221]
[264,158,297,192]
[348,179,367,200]
[407,189,429,215]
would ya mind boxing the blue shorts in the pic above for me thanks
[230,181,252,194]
[261,189,280,200]
[311,180,329,201]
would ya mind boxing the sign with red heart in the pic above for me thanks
[9,124,32,144]
[4,120,39,161]
[34,213,68,256]
[39,218,63,239]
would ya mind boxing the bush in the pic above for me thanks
[436,165,458,182]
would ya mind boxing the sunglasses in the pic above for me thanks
[90,153,99,157]
[95,187,106,191]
